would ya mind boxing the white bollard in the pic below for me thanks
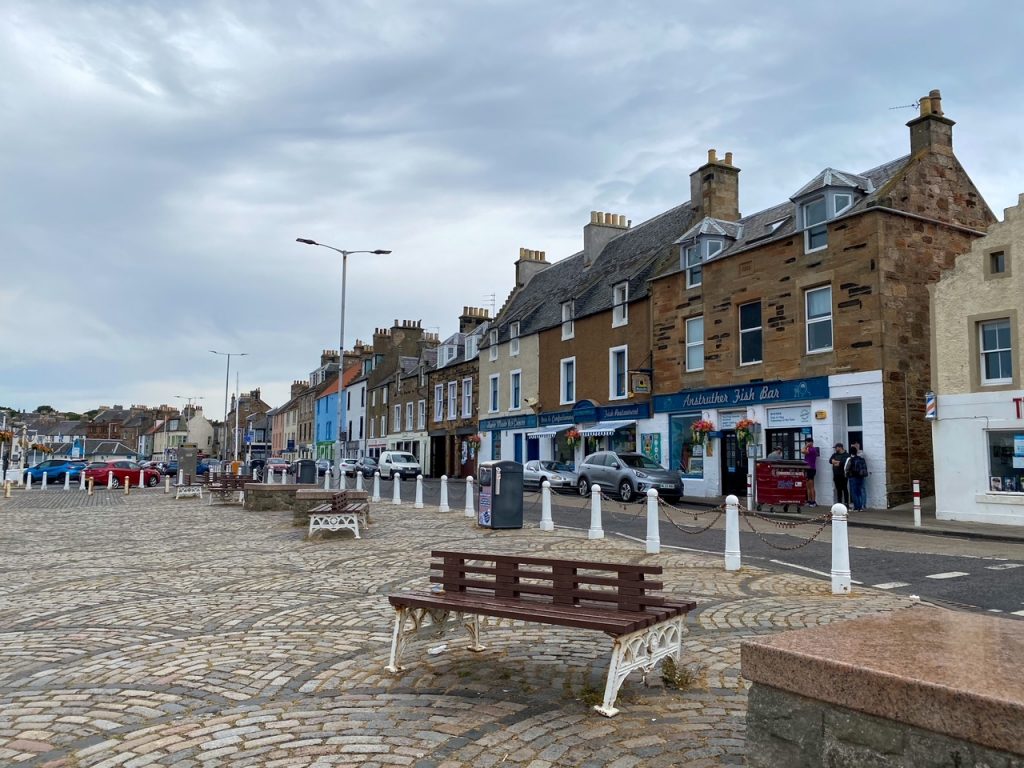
[324,470,330,490]
[79,471,86,492]
[439,475,450,512]
[339,468,348,491]
[107,471,114,490]
[268,467,275,484]
[725,494,741,571]
[646,488,660,554]
[588,484,604,540]
[138,469,144,488]
[464,476,475,518]
[41,471,48,491]
[372,471,381,502]
[164,475,170,494]
[252,467,258,480]
[177,469,184,486]
[392,474,402,504]
[356,471,364,492]
[747,456,755,512]
[913,479,921,528]
[415,475,424,509]
[24,470,31,490]
[539,480,554,531]
[64,472,70,491]
[831,503,852,595]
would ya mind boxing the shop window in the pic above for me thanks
[805,286,833,353]
[987,431,1024,492]
[685,317,704,372]
[491,430,501,461]
[980,319,1012,385]
[670,413,705,478]
[739,301,762,365]
[802,196,828,252]
[609,346,627,400]
[613,282,629,326]
[561,357,576,404]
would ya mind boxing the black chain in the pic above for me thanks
[744,507,833,527]
[657,500,725,534]
[740,509,831,550]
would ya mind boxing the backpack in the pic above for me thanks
[847,455,868,478]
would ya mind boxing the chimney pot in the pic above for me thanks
[724,151,733,166]
[919,95,931,116]
[708,148,717,163]
[929,89,943,116]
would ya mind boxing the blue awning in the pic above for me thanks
[526,423,573,439]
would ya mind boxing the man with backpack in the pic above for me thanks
[845,446,868,511]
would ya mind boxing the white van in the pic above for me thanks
[378,451,422,480]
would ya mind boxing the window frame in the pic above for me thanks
[980,318,1013,386]
[433,384,443,422]
[489,374,500,414]
[739,300,763,366]
[612,281,629,327]
[560,357,576,405]
[509,322,520,357]
[685,316,704,372]
[405,401,414,431]
[509,369,522,411]
[609,345,628,400]
[462,377,473,418]
[684,244,702,288]
[802,196,828,253]
[465,335,479,359]
[393,404,401,433]
[447,381,458,420]
[833,192,854,216]
[561,301,575,340]
[805,285,833,354]
[417,400,426,430]
[489,329,498,361]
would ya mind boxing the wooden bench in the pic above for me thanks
[308,490,370,538]
[207,474,246,505]
[386,551,696,717]
[174,474,203,500]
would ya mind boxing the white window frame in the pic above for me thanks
[489,329,498,361]
[802,196,828,253]
[684,244,702,288]
[509,369,522,411]
[833,192,854,216]
[489,374,500,414]
[380,415,387,438]
[739,300,763,366]
[448,381,458,420]
[612,282,629,327]
[509,322,520,357]
[369,418,376,439]
[433,384,443,422]
[609,345,628,400]
[462,377,473,417]
[685,316,704,372]
[561,301,575,340]
[560,357,576,405]
[371,389,377,407]
[393,404,401,433]
[383,387,388,404]
[465,335,478,359]
[405,402,413,431]
[417,400,426,430]
[980,319,1013,385]
[805,285,833,354]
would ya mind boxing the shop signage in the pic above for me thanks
[1013,396,1023,419]
[767,406,813,427]
[538,401,651,427]
[654,376,829,414]
[538,410,574,427]
[479,414,538,432]
[925,391,937,421]
[815,410,828,420]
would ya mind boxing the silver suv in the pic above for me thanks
[576,451,683,502]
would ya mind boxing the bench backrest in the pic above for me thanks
[429,550,666,613]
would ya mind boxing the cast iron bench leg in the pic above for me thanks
[386,606,410,673]
[595,615,688,718]
[465,613,485,652]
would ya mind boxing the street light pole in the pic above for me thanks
[296,239,390,481]
[210,351,246,461]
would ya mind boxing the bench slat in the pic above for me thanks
[428,563,664,591]
[430,550,661,575]
[428,576,668,606]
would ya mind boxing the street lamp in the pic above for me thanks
[295,238,390,479]
[210,351,247,461]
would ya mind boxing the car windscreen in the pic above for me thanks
[393,453,416,463]
[619,454,662,470]
[361,458,377,465]
[86,462,107,469]
[540,461,573,472]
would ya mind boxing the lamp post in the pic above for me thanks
[210,351,246,461]
[295,239,390,478]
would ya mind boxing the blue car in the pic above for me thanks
[25,459,87,485]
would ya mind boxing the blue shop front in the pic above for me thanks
[525,401,652,468]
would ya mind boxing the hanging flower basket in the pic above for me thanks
[565,428,581,448]
[0,430,13,443]
[735,418,759,448]
[465,434,482,446]
[465,434,481,459]
[690,419,714,446]
[30,443,52,454]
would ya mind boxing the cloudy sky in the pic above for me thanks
[2,0,1022,415]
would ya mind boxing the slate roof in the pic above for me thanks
[790,167,875,200]
[435,321,489,372]
[675,216,743,244]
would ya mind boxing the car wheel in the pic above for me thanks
[110,477,120,489]
[538,476,547,488]
[577,477,589,496]
[618,480,634,503]
[389,469,396,480]
[147,475,159,487]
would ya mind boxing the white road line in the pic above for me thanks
[988,608,1004,613]
[985,563,1024,570]
[872,582,911,590]
[925,571,970,580]
[769,559,863,584]
[1013,610,1024,617]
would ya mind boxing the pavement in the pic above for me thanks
[0,487,918,767]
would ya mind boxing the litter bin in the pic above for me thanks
[294,459,318,485]
[477,460,524,529]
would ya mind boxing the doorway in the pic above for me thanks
[513,433,523,464]
[720,430,746,495]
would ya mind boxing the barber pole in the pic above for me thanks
[924,391,937,420]
[913,479,921,528]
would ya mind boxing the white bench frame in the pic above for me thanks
[308,511,360,538]
[174,484,203,499]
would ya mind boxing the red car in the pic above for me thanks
[84,460,162,489]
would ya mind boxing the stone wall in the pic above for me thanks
[747,683,1022,768]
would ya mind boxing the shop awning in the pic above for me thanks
[526,423,573,439]
[579,420,635,437]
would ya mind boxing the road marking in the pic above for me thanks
[985,563,1023,570]
[872,582,911,590]
[769,559,863,584]
[925,571,969,580]
[988,608,1004,613]
[1013,610,1024,617]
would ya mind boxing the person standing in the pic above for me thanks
[845,446,868,511]
[803,437,820,506]
[830,443,850,506]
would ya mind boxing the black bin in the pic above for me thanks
[477,460,524,529]
[294,459,318,484]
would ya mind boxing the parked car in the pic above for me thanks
[523,460,578,492]
[24,459,87,485]
[338,458,359,477]
[316,459,331,477]
[576,451,683,502]
[356,457,378,478]
[378,451,421,480]
[83,460,162,489]
[266,458,290,476]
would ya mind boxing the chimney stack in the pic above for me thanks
[907,88,954,156]
[515,247,551,287]
[459,306,491,334]
[689,148,740,221]
[583,211,630,268]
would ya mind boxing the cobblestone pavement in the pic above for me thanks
[0,488,914,767]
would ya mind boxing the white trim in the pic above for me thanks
[979,318,1012,385]
[488,374,500,414]
[802,195,828,253]
[462,377,473,418]
[417,399,426,430]
[561,301,575,340]
[609,345,628,400]
[739,300,763,365]
[433,384,443,422]
[685,316,704,372]
[805,285,833,354]
[612,282,629,327]
[509,322,520,357]
[509,369,522,411]
[560,357,576,405]
[447,381,458,421]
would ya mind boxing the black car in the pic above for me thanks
[356,457,379,478]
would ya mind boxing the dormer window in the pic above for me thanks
[683,238,725,289]
[509,322,520,356]
[561,301,574,340]
[489,329,498,361]
[465,335,478,359]
[834,192,854,216]
[612,282,629,327]
[802,196,828,252]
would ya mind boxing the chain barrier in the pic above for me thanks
[656,498,725,534]
[743,506,832,527]
[597,487,645,523]
[739,508,831,550]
